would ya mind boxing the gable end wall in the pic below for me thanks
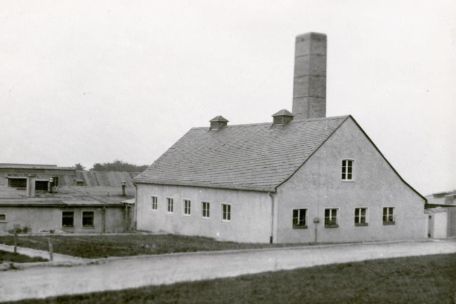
[275,117,426,243]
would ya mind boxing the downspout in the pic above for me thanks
[134,183,138,231]
[102,203,106,233]
[268,192,275,244]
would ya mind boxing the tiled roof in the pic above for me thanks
[135,115,349,192]
[0,164,74,170]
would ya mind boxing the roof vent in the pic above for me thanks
[272,109,294,125]
[210,116,228,130]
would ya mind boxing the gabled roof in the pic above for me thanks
[134,115,349,192]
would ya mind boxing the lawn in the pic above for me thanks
[10,253,456,304]
[0,234,290,258]
[0,250,47,263]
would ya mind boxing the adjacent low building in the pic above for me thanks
[426,190,456,238]
[0,183,135,234]
[0,198,133,234]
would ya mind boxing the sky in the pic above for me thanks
[0,0,454,195]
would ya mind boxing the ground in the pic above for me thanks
[0,250,46,263]
[1,239,455,302]
[0,234,293,258]
[8,253,456,304]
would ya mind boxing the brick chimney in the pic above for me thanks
[292,32,327,120]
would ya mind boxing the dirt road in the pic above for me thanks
[1,239,455,302]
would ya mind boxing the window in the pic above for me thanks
[0,214,6,221]
[62,211,74,227]
[82,211,94,227]
[184,199,191,215]
[341,159,353,180]
[354,208,367,226]
[151,196,158,210]
[222,204,231,221]
[202,202,210,218]
[383,207,395,225]
[167,198,174,213]
[8,178,27,189]
[292,209,307,228]
[325,208,338,227]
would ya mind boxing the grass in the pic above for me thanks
[0,250,47,263]
[0,234,292,258]
[10,253,456,304]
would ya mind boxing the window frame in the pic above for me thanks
[222,203,231,222]
[202,202,210,219]
[151,196,158,210]
[341,159,354,181]
[62,211,74,228]
[292,209,307,229]
[324,208,338,228]
[167,198,174,213]
[0,214,6,222]
[82,211,95,228]
[183,199,191,216]
[383,207,395,225]
[354,207,368,226]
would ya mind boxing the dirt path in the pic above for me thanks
[0,244,86,263]
[1,240,455,302]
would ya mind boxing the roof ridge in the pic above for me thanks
[191,115,350,130]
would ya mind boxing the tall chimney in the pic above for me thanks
[292,32,327,120]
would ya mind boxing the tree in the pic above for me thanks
[90,160,148,172]
[74,163,85,170]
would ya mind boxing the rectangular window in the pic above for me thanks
[202,202,210,218]
[222,204,231,221]
[354,208,367,226]
[167,198,174,213]
[0,214,6,221]
[292,209,307,228]
[62,211,74,227]
[184,199,191,215]
[325,208,338,227]
[383,207,395,225]
[82,211,94,227]
[151,196,158,210]
[342,159,353,180]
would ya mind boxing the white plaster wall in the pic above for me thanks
[430,212,448,239]
[276,117,427,243]
[136,184,271,243]
[0,208,61,233]
[0,207,127,234]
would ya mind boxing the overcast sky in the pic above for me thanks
[0,0,454,195]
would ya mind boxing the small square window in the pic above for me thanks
[354,208,368,226]
[325,208,338,228]
[383,207,395,225]
[151,196,158,210]
[167,198,174,213]
[0,214,6,221]
[292,209,307,228]
[62,211,74,227]
[222,204,231,221]
[184,200,191,215]
[202,202,210,218]
[342,159,354,180]
[82,211,94,227]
